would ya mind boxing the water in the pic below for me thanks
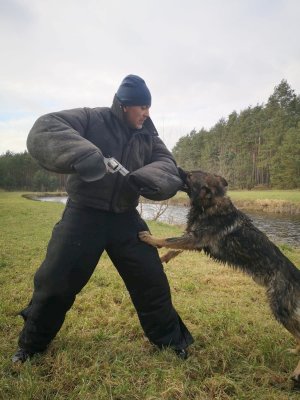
[138,203,300,248]
[38,196,300,248]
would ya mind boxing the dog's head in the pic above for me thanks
[178,167,228,208]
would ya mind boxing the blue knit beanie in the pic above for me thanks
[116,75,151,106]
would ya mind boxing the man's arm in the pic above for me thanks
[27,108,107,182]
[127,136,183,200]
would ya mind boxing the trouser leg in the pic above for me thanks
[106,211,194,350]
[18,204,106,353]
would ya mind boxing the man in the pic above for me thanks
[12,75,194,363]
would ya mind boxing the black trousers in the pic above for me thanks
[18,200,194,353]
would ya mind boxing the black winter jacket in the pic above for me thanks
[27,96,182,212]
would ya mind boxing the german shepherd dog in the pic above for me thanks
[139,169,300,384]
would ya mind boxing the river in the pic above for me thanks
[38,196,300,248]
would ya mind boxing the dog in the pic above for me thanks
[139,169,300,384]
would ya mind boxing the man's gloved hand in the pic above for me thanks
[127,174,159,197]
[73,152,107,182]
[127,166,182,201]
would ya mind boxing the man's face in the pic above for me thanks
[123,105,150,129]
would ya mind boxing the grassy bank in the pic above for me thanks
[169,190,300,214]
[1,192,300,399]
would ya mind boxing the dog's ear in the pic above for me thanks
[219,176,228,187]
[215,175,228,196]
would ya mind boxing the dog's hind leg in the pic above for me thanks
[288,343,300,355]
[160,250,183,264]
[287,337,300,386]
[291,358,300,386]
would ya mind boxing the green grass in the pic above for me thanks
[173,189,300,203]
[1,192,300,399]
[228,190,300,203]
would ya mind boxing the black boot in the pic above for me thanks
[174,348,189,360]
[12,348,34,363]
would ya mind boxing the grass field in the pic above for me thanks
[229,190,300,203]
[1,192,300,399]
[173,189,300,203]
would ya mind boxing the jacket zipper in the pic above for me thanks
[110,132,142,212]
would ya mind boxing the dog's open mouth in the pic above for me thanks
[181,182,191,196]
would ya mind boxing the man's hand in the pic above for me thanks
[73,152,107,182]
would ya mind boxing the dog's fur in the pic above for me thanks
[139,169,300,383]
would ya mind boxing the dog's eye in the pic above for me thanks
[198,186,211,199]
[205,187,212,198]
[202,186,212,198]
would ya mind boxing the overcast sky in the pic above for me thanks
[1,0,300,153]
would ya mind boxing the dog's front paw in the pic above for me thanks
[288,348,300,355]
[139,231,161,248]
[139,231,154,245]
[139,231,151,240]
[160,250,183,263]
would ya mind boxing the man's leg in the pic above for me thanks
[106,211,194,352]
[15,203,107,359]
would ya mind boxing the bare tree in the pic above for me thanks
[138,198,170,221]
[152,200,169,221]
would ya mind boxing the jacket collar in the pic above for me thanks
[110,95,158,137]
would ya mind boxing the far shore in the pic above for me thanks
[167,196,300,215]
[21,190,300,215]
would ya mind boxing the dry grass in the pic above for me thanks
[170,190,300,214]
[1,192,300,399]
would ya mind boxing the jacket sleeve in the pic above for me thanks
[26,108,107,182]
[127,136,183,201]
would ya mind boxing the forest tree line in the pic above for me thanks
[173,80,300,189]
[0,151,67,191]
[0,79,299,191]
